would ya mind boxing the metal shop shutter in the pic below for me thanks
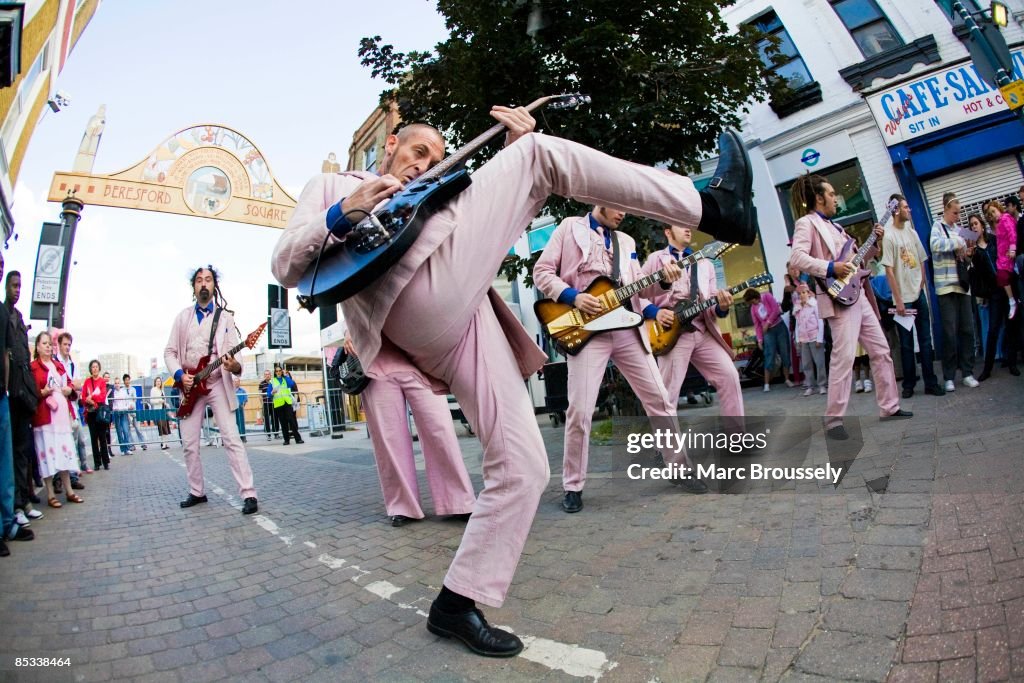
[921,155,1024,228]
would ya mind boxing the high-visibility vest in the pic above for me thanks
[271,377,293,409]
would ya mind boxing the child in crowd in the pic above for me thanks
[793,284,827,396]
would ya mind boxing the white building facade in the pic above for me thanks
[709,0,1024,300]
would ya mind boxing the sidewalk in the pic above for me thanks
[0,372,1021,682]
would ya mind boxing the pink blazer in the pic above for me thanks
[533,215,658,351]
[641,247,733,357]
[789,212,880,320]
[995,212,1017,272]
[273,173,546,387]
[164,307,242,411]
[749,292,782,343]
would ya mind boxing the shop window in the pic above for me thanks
[362,143,377,173]
[830,0,903,58]
[776,161,876,244]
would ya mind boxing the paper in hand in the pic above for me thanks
[957,228,979,244]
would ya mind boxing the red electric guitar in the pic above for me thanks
[174,322,266,419]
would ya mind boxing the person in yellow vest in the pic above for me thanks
[266,366,303,445]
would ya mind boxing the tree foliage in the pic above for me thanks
[359,0,775,285]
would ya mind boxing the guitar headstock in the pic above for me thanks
[699,241,737,261]
[245,322,267,349]
[744,272,773,289]
[545,93,592,110]
[884,198,899,218]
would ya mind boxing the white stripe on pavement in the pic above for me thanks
[163,450,617,680]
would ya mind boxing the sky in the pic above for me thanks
[6,0,450,370]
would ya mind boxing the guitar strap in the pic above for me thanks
[680,260,700,333]
[207,308,222,357]
[609,229,621,286]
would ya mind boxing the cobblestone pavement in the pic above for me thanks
[0,372,1021,682]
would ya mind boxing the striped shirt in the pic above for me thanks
[929,218,966,296]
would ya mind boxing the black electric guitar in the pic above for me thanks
[535,241,735,355]
[296,93,591,310]
[331,350,370,395]
[646,273,773,356]
[817,199,898,306]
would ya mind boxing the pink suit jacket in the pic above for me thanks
[533,215,659,352]
[642,247,734,358]
[164,307,242,412]
[789,212,881,321]
[272,172,547,390]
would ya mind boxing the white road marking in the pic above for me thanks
[161,449,616,679]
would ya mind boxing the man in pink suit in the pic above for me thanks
[273,110,756,656]
[534,208,708,514]
[642,225,744,419]
[788,175,911,440]
[342,329,476,528]
[165,267,258,515]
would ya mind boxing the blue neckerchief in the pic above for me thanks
[195,303,214,323]
[588,213,612,250]
[816,211,844,232]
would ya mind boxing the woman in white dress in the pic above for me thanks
[29,331,83,508]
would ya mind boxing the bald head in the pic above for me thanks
[381,124,446,183]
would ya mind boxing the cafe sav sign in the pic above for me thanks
[48,125,296,229]
[867,49,1024,146]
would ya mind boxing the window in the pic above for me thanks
[362,143,377,173]
[830,0,903,58]
[750,10,813,90]
[776,161,876,243]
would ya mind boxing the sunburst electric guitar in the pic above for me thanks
[535,241,735,356]
[174,322,266,419]
[647,272,773,357]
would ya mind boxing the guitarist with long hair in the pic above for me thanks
[164,266,258,515]
[534,207,707,514]
[788,175,912,440]
[642,225,744,420]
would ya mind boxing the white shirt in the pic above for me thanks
[112,386,134,411]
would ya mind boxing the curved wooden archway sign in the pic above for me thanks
[48,124,296,229]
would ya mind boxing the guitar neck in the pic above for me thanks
[613,252,703,302]
[846,206,895,269]
[678,280,753,316]
[194,339,247,383]
[424,96,561,180]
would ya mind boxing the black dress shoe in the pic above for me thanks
[977,370,991,381]
[179,493,208,508]
[561,490,583,513]
[826,425,849,441]
[241,497,258,515]
[701,129,756,245]
[71,481,85,490]
[673,476,709,494]
[391,515,413,527]
[901,388,914,399]
[881,409,914,421]
[426,603,524,657]
[924,385,945,396]
[1011,366,1021,377]
[295,438,305,444]
[8,524,34,541]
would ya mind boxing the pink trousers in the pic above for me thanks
[563,329,674,491]
[381,133,702,606]
[658,329,744,417]
[362,373,476,519]
[826,296,900,427]
[180,379,256,499]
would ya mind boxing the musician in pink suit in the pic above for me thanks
[642,225,744,419]
[273,107,756,656]
[164,267,258,515]
[342,328,476,528]
[535,209,705,513]
[788,174,912,440]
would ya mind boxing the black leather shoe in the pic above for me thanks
[8,524,34,541]
[391,515,413,527]
[702,129,756,245]
[0,539,8,556]
[241,497,258,515]
[295,438,305,444]
[673,476,709,494]
[426,603,524,657]
[1011,366,1021,377]
[562,490,583,513]
[826,425,849,441]
[901,388,914,399]
[71,481,85,490]
[924,385,945,396]
[179,493,208,508]
[882,409,914,421]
